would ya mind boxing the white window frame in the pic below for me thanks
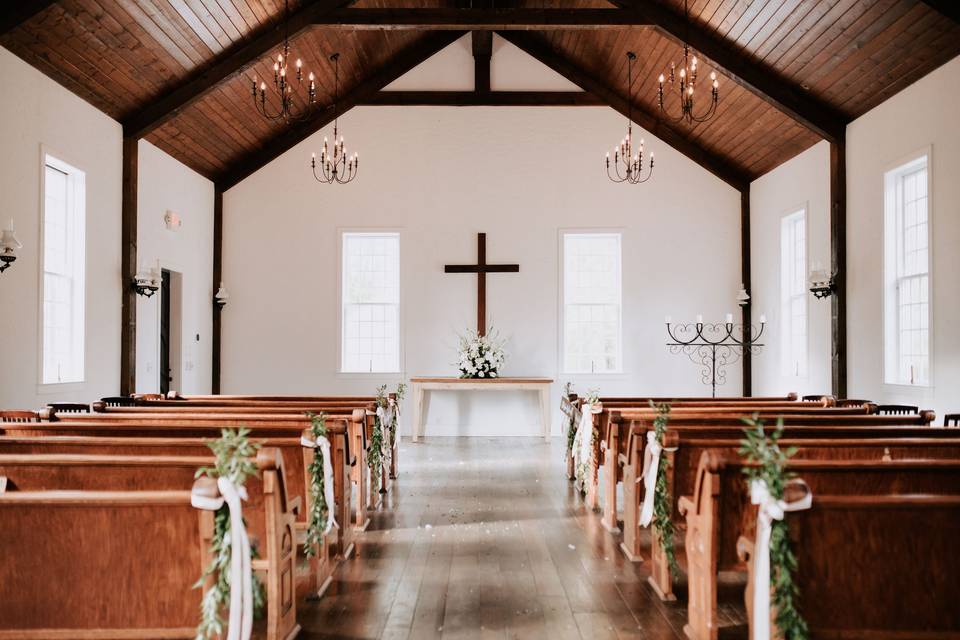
[337,229,403,375]
[883,148,933,388]
[559,230,624,376]
[779,207,808,379]
[37,149,86,388]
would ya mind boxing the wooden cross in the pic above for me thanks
[444,232,520,336]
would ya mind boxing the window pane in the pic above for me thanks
[341,233,400,372]
[563,233,622,373]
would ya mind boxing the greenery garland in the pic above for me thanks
[564,382,578,456]
[303,412,330,557]
[739,417,809,640]
[649,402,680,579]
[367,385,388,492]
[391,383,406,442]
[194,428,266,640]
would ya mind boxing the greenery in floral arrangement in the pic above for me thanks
[456,328,506,378]
[303,412,330,557]
[564,382,578,455]
[367,385,388,491]
[739,417,809,640]
[583,388,600,405]
[194,428,266,640]
[649,402,679,579]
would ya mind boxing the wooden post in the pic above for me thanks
[472,30,492,94]
[212,188,223,394]
[830,137,847,398]
[741,186,752,397]
[120,137,138,396]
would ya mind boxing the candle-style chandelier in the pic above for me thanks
[311,53,358,185]
[606,52,654,184]
[250,0,316,122]
[657,0,720,125]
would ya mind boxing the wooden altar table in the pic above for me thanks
[409,377,554,442]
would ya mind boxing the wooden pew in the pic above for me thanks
[0,448,299,640]
[679,452,960,640]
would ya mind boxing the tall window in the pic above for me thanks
[42,154,86,384]
[341,232,400,373]
[779,210,807,378]
[884,154,930,386]
[562,233,622,374]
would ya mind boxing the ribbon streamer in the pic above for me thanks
[638,431,679,527]
[191,478,254,640]
[749,478,812,640]
[376,405,394,473]
[301,433,339,535]
[572,404,595,488]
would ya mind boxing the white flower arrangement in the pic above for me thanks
[456,328,507,379]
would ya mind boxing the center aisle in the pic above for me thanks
[299,437,690,640]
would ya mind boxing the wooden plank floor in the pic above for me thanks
[299,437,692,640]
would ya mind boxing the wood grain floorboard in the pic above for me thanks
[298,437,694,639]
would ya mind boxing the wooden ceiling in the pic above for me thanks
[2,1,958,190]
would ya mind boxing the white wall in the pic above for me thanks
[0,46,122,409]
[222,100,743,436]
[750,141,832,397]
[846,55,960,420]
[134,140,215,395]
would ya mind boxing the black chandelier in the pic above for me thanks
[250,0,316,122]
[657,0,720,125]
[606,52,654,184]
[311,53,358,185]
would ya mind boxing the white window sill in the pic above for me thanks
[336,372,405,380]
[35,381,86,396]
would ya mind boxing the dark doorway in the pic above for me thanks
[160,269,172,395]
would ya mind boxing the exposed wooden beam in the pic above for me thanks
[122,0,354,140]
[830,137,847,399]
[120,137,138,396]
[219,31,467,190]
[609,0,846,141]
[0,1,58,36]
[740,187,752,396]
[473,31,493,94]
[920,0,960,23]
[212,189,223,394]
[361,91,603,106]
[499,31,750,191]
[315,7,650,29]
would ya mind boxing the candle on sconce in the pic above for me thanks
[665,315,672,324]
[759,314,767,324]
[696,314,703,324]
[725,313,733,324]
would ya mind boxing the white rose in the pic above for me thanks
[478,371,485,377]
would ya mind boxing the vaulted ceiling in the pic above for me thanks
[3,1,958,190]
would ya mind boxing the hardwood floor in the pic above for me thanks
[299,437,696,639]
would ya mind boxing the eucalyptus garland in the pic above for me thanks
[367,385,388,491]
[739,417,809,640]
[649,402,680,579]
[303,412,330,557]
[194,428,266,640]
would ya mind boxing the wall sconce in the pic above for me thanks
[164,210,182,231]
[0,219,22,274]
[133,261,161,297]
[809,265,834,300]
[736,283,750,306]
[214,282,229,309]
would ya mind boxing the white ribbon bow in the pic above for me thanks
[639,431,679,527]
[749,478,813,640]
[301,433,339,535]
[191,477,254,640]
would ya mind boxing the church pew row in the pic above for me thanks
[638,435,960,603]
[681,453,960,640]
[0,431,353,597]
[0,449,300,640]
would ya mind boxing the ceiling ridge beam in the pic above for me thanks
[608,0,846,141]
[122,0,354,140]
[0,1,59,36]
[362,90,604,106]
[498,31,749,191]
[217,30,467,191]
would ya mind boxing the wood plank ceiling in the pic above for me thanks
[2,1,959,186]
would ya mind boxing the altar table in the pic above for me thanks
[409,377,554,442]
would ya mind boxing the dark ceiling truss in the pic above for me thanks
[920,0,960,24]
[0,1,59,37]
[217,30,468,190]
[122,0,356,140]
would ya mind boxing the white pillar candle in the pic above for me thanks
[696,314,703,324]
[725,313,733,324]
[665,315,672,324]
[759,314,767,324]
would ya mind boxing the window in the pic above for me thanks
[41,154,86,384]
[884,154,930,386]
[562,232,622,374]
[341,232,400,373]
[779,210,807,378]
